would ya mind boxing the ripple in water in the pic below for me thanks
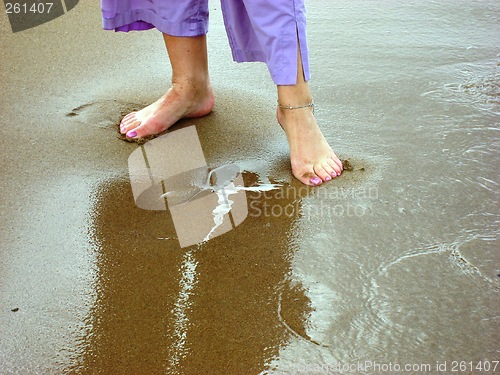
[422,58,500,114]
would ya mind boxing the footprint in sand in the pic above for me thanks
[66,100,143,130]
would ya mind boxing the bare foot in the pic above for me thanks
[277,106,343,186]
[120,79,214,138]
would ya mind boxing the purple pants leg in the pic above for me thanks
[220,0,310,85]
[100,0,309,85]
[100,0,209,36]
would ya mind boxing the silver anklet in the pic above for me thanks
[277,100,315,114]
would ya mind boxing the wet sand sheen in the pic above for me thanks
[73,174,313,374]
[1,0,499,373]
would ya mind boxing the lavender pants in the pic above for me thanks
[100,0,310,85]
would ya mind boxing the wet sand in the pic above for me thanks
[1,0,499,374]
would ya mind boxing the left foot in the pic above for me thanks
[277,106,343,186]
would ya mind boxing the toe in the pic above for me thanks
[120,113,140,134]
[327,158,342,176]
[313,164,332,182]
[121,112,137,124]
[129,119,165,138]
[323,162,337,179]
[296,169,322,186]
[120,120,140,134]
[331,155,343,172]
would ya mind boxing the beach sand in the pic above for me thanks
[1,0,499,373]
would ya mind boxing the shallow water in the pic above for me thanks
[0,0,498,373]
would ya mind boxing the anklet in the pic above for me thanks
[278,100,315,114]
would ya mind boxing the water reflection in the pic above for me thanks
[74,173,313,374]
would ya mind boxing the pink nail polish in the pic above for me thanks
[337,172,341,176]
[127,130,137,138]
[331,172,337,177]
[310,177,321,185]
[325,176,331,181]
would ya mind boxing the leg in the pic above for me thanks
[121,34,214,138]
[277,46,343,186]
[221,0,342,185]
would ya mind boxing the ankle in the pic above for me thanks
[278,100,314,112]
[276,100,315,122]
[277,81,312,103]
[172,72,210,88]
[171,76,212,100]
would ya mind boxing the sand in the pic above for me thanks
[1,0,499,373]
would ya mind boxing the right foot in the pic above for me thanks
[120,79,214,138]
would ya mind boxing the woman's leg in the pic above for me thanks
[221,0,343,185]
[277,46,343,186]
[121,34,214,138]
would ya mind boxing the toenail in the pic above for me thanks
[337,172,341,176]
[325,176,331,181]
[310,177,321,185]
[126,130,137,138]
[331,172,337,177]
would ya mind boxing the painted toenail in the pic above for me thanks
[325,176,331,181]
[331,172,337,177]
[126,130,137,138]
[310,177,321,185]
[337,172,341,176]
